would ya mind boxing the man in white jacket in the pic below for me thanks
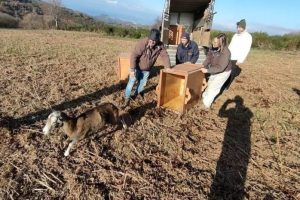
[225,19,252,89]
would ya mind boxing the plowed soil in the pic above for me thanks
[0,30,299,200]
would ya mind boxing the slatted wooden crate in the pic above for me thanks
[116,53,130,83]
[156,63,205,114]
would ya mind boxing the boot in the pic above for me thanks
[133,92,145,102]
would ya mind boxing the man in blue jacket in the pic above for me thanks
[176,32,199,64]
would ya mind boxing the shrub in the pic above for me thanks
[0,12,18,28]
[211,30,300,50]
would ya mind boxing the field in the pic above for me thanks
[0,29,299,200]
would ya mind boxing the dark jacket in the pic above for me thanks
[203,47,232,74]
[176,41,199,64]
[130,38,170,71]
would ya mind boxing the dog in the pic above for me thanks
[42,103,127,156]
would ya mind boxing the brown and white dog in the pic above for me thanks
[42,103,127,156]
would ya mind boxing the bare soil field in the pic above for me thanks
[0,29,299,200]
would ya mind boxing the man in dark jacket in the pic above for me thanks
[123,29,171,107]
[176,32,199,64]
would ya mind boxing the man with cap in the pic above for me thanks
[225,19,252,89]
[123,28,171,107]
[176,32,199,64]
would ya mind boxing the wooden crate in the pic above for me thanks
[156,63,204,114]
[193,27,211,47]
[168,25,185,45]
[116,53,130,82]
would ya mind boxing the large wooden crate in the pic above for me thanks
[193,27,211,47]
[116,53,130,83]
[156,63,204,114]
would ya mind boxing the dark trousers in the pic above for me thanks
[223,60,241,90]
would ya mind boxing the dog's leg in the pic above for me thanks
[120,116,128,131]
[64,139,77,157]
[121,117,128,130]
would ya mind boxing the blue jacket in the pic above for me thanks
[176,41,199,64]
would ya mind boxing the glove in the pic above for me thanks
[200,68,208,73]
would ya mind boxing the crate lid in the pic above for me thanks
[165,63,203,75]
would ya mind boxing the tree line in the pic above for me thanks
[61,22,150,39]
[211,30,300,51]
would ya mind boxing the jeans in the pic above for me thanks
[202,70,231,108]
[125,68,150,99]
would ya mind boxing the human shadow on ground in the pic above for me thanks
[209,96,253,200]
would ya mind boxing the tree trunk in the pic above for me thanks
[55,16,58,29]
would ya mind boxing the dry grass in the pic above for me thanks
[0,29,299,199]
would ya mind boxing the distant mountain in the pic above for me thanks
[94,14,149,28]
[96,14,130,25]
[0,0,151,30]
[0,0,97,29]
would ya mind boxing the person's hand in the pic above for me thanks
[165,67,172,72]
[129,71,135,78]
[200,68,208,73]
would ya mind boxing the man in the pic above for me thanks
[123,29,171,107]
[225,19,252,89]
[176,32,199,64]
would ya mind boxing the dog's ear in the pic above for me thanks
[54,112,64,127]
[60,112,69,121]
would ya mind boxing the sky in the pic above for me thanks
[59,0,300,35]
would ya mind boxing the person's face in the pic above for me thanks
[148,39,157,48]
[237,26,245,34]
[212,38,220,48]
[181,38,189,46]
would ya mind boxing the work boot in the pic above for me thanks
[133,92,145,102]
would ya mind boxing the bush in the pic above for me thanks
[97,24,149,39]
[281,34,300,51]
[0,12,18,28]
[103,25,115,35]
[252,32,272,49]
[211,30,234,42]
[211,30,300,50]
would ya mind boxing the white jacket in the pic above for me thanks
[228,30,252,63]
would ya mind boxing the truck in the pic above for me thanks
[161,0,216,65]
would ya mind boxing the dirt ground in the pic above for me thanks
[0,29,299,200]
